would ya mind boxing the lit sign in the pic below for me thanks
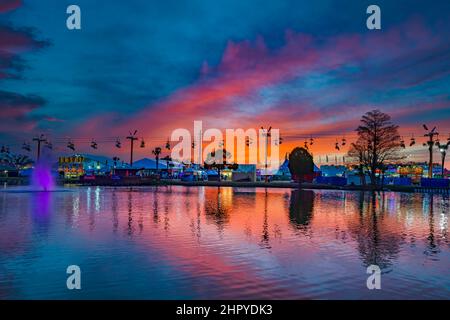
[59,156,84,164]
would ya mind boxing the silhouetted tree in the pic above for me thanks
[348,110,403,186]
[347,192,403,270]
[289,190,314,229]
[204,148,238,181]
[152,147,162,171]
[0,153,33,169]
[288,147,314,183]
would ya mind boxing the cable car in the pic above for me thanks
[409,135,416,146]
[91,140,98,149]
[45,141,53,150]
[341,137,346,146]
[165,139,171,150]
[67,140,75,151]
[140,139,145,148]
[335,140,340,151]
[115,138,121,148]
[400,137,406,148]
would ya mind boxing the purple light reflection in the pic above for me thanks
[32,191,52,222]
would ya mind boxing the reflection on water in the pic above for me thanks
[0,186,448,299]
[31,191,52,227]
[289,190,314,229]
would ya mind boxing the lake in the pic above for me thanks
[0,186,448,299]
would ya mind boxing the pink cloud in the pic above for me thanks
[0,26,48,80]
[0,0,21,13]
[0,91,46,133]
[0,103,39,133]
[72,18,449,160]
[0,26,46,55]
[0,10,50,132]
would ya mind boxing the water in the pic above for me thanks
[0,186,448,299]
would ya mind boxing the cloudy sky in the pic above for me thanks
[0,0,449,165]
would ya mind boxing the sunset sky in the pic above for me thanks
[0,0,449,166]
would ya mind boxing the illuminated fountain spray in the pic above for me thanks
[31,160,55,191]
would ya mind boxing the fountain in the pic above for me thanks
[30,160,55,191]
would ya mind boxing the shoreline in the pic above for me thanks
[2,177,449,193]
[71,179,449,193]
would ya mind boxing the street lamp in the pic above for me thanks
[112,156,120,175]
[422,124,439,178]
[261,126,272,182]
[32,134,46,161]
[126,130,138,166]
[436,141,450,177]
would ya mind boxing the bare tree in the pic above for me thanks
[349,144,367,186]
[0,153,33,170]
[348,110,403,186]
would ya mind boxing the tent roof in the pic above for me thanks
[159,160,184,169]
[276,159,320,173]
[279,158,289,169]
[78,154,113,164]
[131,158,168,169]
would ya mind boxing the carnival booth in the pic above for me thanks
[181,168,207,181]
[206,169,219,181]
[232,164,257,182]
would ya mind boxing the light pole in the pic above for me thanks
[423,124,439,178]
[436,141,449,177]
[32,134,46,161]
[112,157,120,175]
[261,126,271,182]
[126,130,138,166]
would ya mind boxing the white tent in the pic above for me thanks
[132,158,168,170]
[159,160,184,170]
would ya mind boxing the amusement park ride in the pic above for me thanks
[1,126,449,175]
